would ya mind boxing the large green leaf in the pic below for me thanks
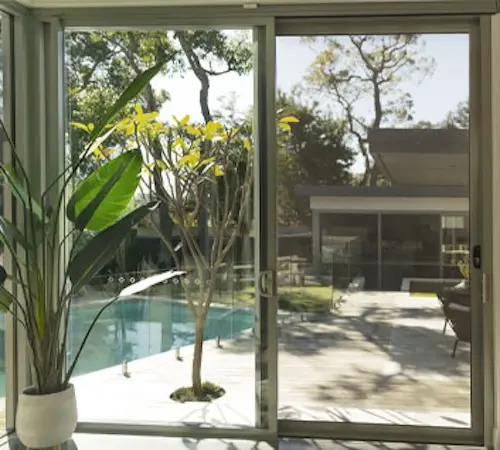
[89,62,164,142]
[0,266,12,313]
[0,216,31,252]
[67,150,143,231]
[0,287,14,313]
[0,165,44,222]
[67,201,159,294]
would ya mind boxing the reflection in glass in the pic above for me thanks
[321,214,378,290]
[381,214,441,291]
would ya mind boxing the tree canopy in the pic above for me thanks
[276,91,354,226]
[304,34,436,186]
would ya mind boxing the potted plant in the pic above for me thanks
[0,63,175,449]
[439,256,470,311]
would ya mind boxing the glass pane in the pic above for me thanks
[65,28,259,427]
[381,214,441,291]
[276,33,471,427]
[320,213,378,289]
[442,215,469,279]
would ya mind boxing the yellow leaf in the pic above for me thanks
[173,114,190,126]
[214,165,224,177]
[178,151,201,168]
[185,125,201,136]
[153,123,164,133]
[71,122,90,133]
[125,122,136,136]
[280,115,299,124]
[144,111,159,121]
[155,160,167,170]
[135,103,144,116]
[116,118,130,131]
[243,139,252,152]
[204,121,223,139]
[174,136,187,150]
[198,156,216,167]
[279,122,291,132]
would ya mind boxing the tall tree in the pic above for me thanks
[443,100,469,129]
[66,30,253,268]
[276,91,354,226]
[305,35,435,186]
[413,99,469,130]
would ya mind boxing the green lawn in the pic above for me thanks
[148,282,340,314]
[277,286,338,313]
[231,285,339,313]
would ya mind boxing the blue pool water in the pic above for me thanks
[67,298,255,377]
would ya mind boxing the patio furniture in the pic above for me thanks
[437,282,470,334]
[442,301,471,358]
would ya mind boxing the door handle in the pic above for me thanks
[258,269,276,298]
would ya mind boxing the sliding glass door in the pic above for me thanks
[13,7,489,446]
[273,18,484,445]
[62,20,276,437]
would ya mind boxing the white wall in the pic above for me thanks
[310,195,469,213]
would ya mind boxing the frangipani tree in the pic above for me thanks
[102,105,296,399]
[132,112,252,397]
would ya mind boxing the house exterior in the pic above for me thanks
[297,128,469,291]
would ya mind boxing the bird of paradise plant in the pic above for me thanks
[0,63,173,396]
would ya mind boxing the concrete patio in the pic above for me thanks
[72,291,471,428]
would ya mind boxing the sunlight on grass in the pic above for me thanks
[278,286,337,313]
[149,282,340,313]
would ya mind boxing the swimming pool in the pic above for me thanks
[67,297,255,377]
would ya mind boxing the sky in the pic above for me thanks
[152,33,469,173]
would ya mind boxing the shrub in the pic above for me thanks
[170,381,225,403]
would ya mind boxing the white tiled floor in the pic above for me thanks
[3,434,487,450]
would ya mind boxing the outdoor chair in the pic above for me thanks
[442,301,471,358]
[437,283,470,334]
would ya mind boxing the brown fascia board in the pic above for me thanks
[367,128,469,155]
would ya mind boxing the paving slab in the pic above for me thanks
[69,291,470,428]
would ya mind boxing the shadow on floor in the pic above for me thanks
[2,434,486,450]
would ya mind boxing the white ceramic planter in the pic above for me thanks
[16,384,77,449]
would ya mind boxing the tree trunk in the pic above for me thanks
[192,314,205,397]
[175,31,212,259]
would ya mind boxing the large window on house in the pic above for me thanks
[442,214,469,279]
[380,213,441,290]
[320,213,378,289]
